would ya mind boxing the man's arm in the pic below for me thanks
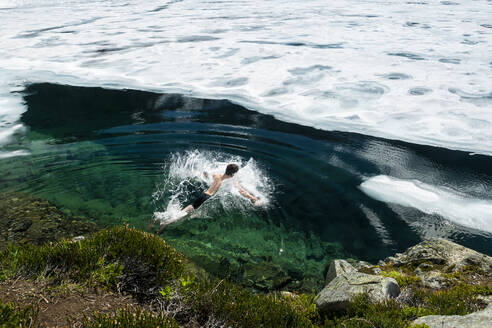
[234,181,259,204]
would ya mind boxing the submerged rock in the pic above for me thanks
[315,261,400,312]
[413,304,492,328]
[242,262,291,291]
[0,193,98,249]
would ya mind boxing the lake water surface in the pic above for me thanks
[0,83,490,291]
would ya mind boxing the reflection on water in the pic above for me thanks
[0,83,491,291]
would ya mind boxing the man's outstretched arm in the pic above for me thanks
[234,181,259,204]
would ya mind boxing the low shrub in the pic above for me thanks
[0,226,185,300]
[321,282,490,328]
[183,278,318,328]
[408,284,490,315]
[0,226,489,328]
[322,293,432,328]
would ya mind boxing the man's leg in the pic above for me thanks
[157,204,194,233]
[146,219,159,231]
[183,204,194,213]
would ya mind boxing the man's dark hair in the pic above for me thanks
[225,164,239,176]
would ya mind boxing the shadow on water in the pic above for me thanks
[1,83,491,291]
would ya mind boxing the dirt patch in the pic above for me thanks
[0,278,141,327]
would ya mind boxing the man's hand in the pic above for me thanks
[252,198,264,206]
[235,181,261,205]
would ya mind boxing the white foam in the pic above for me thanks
[152,150,273,225]
[0,0,491,155]
[0,149,29,159]
[360,175,492,234]
[0,71,28,149]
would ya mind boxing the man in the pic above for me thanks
[149,163,260,232]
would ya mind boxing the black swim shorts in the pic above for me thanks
[192,192,211,209]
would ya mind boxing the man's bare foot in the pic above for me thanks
[253,199,264,206]
[146,221,158,231]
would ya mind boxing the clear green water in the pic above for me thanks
[1,83,491,291]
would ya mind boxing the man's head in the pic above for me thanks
[225,163,239,176]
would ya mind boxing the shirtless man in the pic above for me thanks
[150,163,259,232]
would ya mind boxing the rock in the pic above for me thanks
[325,259,356,285]
[242,262,291,291]
[383,238,492,273]
[381,238,492,287]
[418,270,448,289]
[478,295,492,305]
[298,275,322,293]
[315,272,400,312]
[280,291,294,298]
[0,193,98,249]
[11,219,32,232]
[413,304,492,328]
[72,236,85,242]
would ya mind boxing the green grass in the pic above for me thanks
[0,301,37,327]
[82,308,179,328]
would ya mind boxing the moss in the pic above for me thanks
[0,226,185,300]
[380,270,420,287]
[82,308,179,328]
[388,259,443,274]
[442,264,491,286]
[461,264,486,275]
[0,301,37,327]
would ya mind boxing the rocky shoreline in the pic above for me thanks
[314,238,492,327]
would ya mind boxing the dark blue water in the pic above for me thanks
[1,83,491,291]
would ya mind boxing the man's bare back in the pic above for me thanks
[204,173,229,196]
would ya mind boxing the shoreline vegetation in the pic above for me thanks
[0,194,490,327]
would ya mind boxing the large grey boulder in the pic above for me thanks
[315,271,400,312]
[413,304,492,328]
[325,259,356,285]
[383,238,492,273]
[381,238,492,289]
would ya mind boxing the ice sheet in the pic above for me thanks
[0,0,491,154]
[360,175,492,234]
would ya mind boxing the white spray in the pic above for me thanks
[152,150,273,225]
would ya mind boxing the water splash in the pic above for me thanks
[152,149,274,225]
